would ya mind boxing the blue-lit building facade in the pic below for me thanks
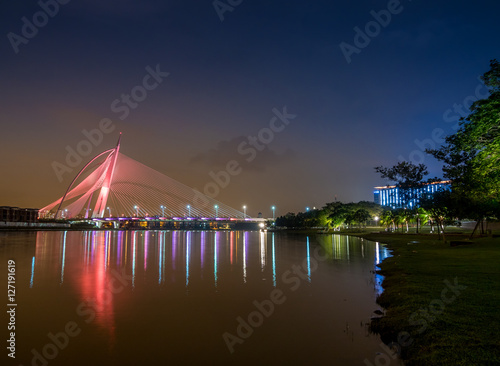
[374,181,451,209]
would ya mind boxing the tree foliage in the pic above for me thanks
[275,201,382,230]
[427,59,500,228]
[374,161,429,186]
[456,59,500,197]
[374,161,430,208]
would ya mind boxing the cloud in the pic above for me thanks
[189,136,296,172]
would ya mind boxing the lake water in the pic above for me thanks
[1,230,395,366]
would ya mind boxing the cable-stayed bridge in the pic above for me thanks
[41,134,264,229]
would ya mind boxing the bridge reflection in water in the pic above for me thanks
[13,231,393,365]
[33,231,280,290]
[31,231,390,293]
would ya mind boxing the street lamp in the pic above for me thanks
[214,204,218,218]
[187,204,191,217]
[374,216,379,226]
[271,206,276,220]
[134,205,139,217]
[306,207,310,212]
[160,205,165,217]
[243,205,247,219]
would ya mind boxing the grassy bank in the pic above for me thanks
[350,231,500,365]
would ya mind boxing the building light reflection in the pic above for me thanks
[260,231,266,271]
[272,233,276,287]
[214,231,218,288]
[144,231,149,271]
[117,231,123,266]
[105,230,110,271]
[30,256,35,288]
[132,231,137,289]
[243,232,248,284]
[230,231,234,265]
[201,231,205,270]
[186,231,191,288]
[158,231,164,284]
[346,235,350,262]
[306,236,311,283]
[172,231,178,270]
[60,231,67,285]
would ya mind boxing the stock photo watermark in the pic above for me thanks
[222,241,326,354]
[213,0,243,22]
[190,106,296,211]
[364,277,467,366]
[398,77,490,165]
[19,268,132,366]
[51,64,169,182]
[7,0,71,54]
[7,260,17,359]
[339,0,408,64]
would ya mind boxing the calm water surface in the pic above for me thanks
[1,231,394,366]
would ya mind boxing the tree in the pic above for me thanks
[420,190,457,241]
[345,201,383,217]
[343,211,355,228]
[393,210,404,233]
[353,208,371,228]
[375,161,429,185]
[326,203,348,230]
[380,210,396,231]
[395,208,413,233]
[374,161,429,208]
[302,209,321,228]
[427,60,500,235]
[415,207,429,234]
[458,59,500,198]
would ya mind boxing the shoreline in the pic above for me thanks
[340,230,500,365]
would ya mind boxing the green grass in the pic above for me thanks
[351,232,500,365]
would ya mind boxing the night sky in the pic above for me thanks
[1,0,499,217]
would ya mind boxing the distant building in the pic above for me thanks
[0,206,39,223]
[373,181,451,209]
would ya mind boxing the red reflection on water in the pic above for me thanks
[79,232,116,345]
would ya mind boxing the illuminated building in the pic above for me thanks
[373,181,451,209]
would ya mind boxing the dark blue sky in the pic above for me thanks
[1,0,499,216]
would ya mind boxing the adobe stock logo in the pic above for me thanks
[339,0,407,64]
[398,77,489,165]
[52,64,169,182]
[19,268,132,366]
[364,277,466,366]
[213,0,243,22]
[7,0,71,54]
[190,106,296,211]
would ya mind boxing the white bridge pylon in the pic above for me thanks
[41,134,245,220]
